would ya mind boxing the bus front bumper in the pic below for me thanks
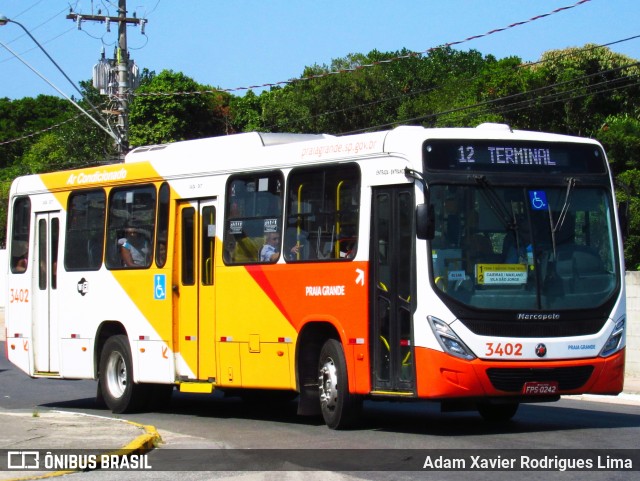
[414,346,626,400]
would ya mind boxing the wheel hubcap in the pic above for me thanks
[319,356,338,411]
[105,351,127,398]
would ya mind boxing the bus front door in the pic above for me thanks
[370,186,415,393]
[174,199,217,382]
[32,211,61,374]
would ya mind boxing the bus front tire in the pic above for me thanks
[318,339,362,429]
[99,335,148,414]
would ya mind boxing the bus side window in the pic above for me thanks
[155,183,170,268]
[224,172,284,265]
[285,163,361,262]
[10,197,31,274]
[106,185,157,269]
[64,190,106,271]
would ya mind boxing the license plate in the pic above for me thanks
[522,381,559,395]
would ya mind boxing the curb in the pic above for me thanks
[112,419,163,455]
[4,414,162,481]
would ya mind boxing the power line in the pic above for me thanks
[272,41,640,133]
[0,0,615,145]
[0,5,70,55]
[0,111,89,146]
[341,61,640,134]
[5,38,638,146]
[465,74,640,127]
[134,0,593,98]
[0,16,121,147]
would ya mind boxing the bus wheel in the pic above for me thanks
[318,339,362,429]
[477,401,519,423]
[99,335,148,414]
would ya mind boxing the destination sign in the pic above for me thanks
[475,263,527,285]
[424,139,606,174]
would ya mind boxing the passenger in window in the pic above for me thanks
[12,241,28,273]
[285,228,307,261]
[259,231,281,262]
[260,231,300,262]
[15,257,28,272]
[118,226,150,267]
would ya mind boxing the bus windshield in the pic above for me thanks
[429,183,618,311]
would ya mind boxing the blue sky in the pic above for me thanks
[1,0,639,100]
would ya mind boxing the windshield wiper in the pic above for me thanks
[474,175,516,232]
[548,177,576,258]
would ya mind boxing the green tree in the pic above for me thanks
[0,95,73,169]
[594,115,640,269]
[396,47,493,127]
[616,169,640,270]
[596,114,640,174]
[0,84,117,246]
[129,70,232,146]
[522,45,640,136]
[229,90,265,132]
[256,47,497,134]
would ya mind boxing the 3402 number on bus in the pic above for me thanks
[485,342,523,357]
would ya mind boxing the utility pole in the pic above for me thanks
[67,0,146,159]
[116,1,131,154]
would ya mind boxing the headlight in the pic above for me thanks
[428,316,476,360]
[600,317,625,358]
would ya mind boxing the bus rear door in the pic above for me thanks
[174,199,217,384]
[32,211,61,374]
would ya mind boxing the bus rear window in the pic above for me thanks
[10,197,31,274]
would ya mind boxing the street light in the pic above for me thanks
[0,15,121,145]
[0,16,86,100]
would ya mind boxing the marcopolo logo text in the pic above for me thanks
[517,313,560,321]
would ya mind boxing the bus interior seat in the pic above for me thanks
[234,236,264,262]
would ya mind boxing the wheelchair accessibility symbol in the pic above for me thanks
[154,274,166,300]
[528,190,548,211]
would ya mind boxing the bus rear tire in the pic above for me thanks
[318,339,362,429]
[99,335,148,414]
[477,401,519,423]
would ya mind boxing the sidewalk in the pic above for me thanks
[0,410,159,480]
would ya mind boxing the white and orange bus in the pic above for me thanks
[5,124,626,428]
